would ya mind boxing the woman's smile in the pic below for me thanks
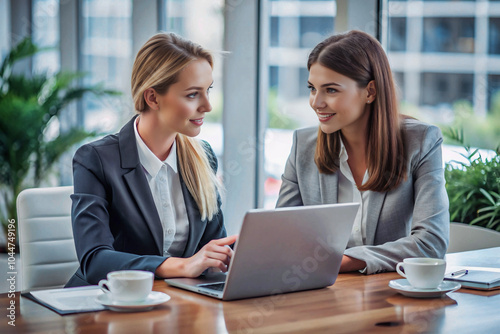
[317,112,336,122]
[190,117,204,126]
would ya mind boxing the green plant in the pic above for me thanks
[444,128,500,231]
[0,38,119,233]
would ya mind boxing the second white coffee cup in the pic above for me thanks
[98,270,154,303]
[396,258,446,289]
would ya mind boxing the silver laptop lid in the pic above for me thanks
[222,203,359,300]
[165,203,359,300]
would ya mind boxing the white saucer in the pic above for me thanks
[389,279,461,298]
[96,291,171,312]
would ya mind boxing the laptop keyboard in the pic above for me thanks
[198,282,226,291]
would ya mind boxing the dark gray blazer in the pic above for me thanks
[65,116,226,287]
[276,119,449,274]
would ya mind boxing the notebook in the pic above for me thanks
[444,270,500,290]
[165,203,359,300]
[22,286,105,315]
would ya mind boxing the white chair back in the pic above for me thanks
[17,186,78,291]
[447,222,500,253]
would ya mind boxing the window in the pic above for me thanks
[264,0,337,208]
[389,17,406,52]
[489,18,500,55]
[488,75,500,111]
[0,0,10,62]
[422,18,474,53]
[420,72,474,106]
[383,0,500,151]
[32,0,60,74]
[393,71,405,100]
[80,0,133,132]
[299,16,334,48]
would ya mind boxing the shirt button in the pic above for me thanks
[168,229,174,235]
[355,228,360,232]
[163,202,168,207]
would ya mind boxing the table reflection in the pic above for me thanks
[385,295,456,333]
[94,305,171,333]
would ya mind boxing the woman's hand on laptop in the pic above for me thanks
[156,235,238,278]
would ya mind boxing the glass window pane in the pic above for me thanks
[488,74,500,111]
[389,17,406,52]
[264,0,336,208]
[32,0,60,75]
[384,0,500,153]
[0,0,9,62]
[420,72,473,107]
[80,0,133,133]
[489,18,500,54]
[422,17,474,53]
[161,0,225,164]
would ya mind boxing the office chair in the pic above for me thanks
[447,222,500,253]
[17,186,78,291]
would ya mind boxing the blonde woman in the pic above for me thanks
[66,33,236,287]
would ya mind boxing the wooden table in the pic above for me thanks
[2,248,500,333]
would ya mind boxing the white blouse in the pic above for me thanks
[337,138,371,248]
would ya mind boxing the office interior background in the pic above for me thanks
[1,0,500,237]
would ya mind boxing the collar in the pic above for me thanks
[134,116,178,178]
[339,136,349,163]
[338,136,369,183]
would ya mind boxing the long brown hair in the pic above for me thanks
[131,33,222,220]
[308,30,407,192]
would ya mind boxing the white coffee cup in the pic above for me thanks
[396,258,446,289]
[98,270,154,302]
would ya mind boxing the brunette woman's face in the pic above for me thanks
[156,58,213,137]
[308,63,373,135]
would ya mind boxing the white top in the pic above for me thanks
[133,117,189,257]
[337,138,371,249]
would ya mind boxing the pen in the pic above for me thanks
[450,269,468,277]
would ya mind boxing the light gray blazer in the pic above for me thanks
[276,119,449,274]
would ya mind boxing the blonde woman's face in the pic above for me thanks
[156,58,213,137]
[308,63,372,135]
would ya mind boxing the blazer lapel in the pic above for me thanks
[123,170,163,253]
[319,172,338,204]
[119,116,163,254]
[365,191,387,245]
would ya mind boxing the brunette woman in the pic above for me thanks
[277,30,449,274]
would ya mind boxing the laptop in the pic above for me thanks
[165,203,359,300]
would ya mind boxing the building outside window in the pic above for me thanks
[384,0,500,152]
[0,0,8,62]
[388,17,406,52]
[80,0,133,133]
[264,0,337,208]
[422,17,475,53]
[489,17,500,54]
[32,0,60,75]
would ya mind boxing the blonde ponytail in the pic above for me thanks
[176,135,222,221]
